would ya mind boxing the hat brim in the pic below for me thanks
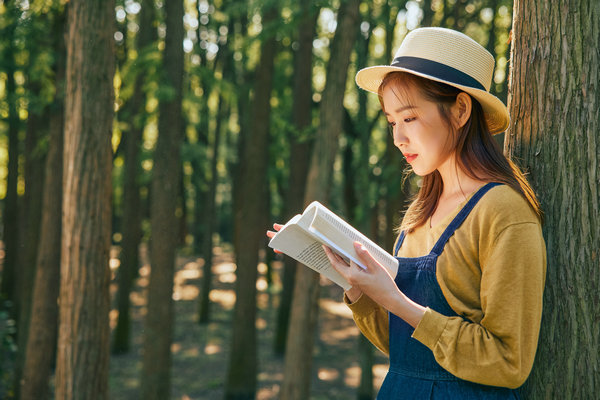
[355,65,509,135]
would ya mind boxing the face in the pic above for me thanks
[382,83,455,176]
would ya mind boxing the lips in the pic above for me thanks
[403,153,418,163]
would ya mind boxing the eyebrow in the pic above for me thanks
[384,105,418,115]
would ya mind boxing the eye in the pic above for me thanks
[404,117,416,123]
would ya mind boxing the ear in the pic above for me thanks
[452,92,472,129]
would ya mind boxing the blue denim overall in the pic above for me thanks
[377,182,520,399]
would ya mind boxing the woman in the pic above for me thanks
[269,27,546,398]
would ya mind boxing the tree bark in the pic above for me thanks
[112,0,153,355]
[224,4,278,398]
[55,0,115,398]
[20,8,66,399]
[140,0,184,397]
[280,0,361,398]
[273,0,318,357]
[506,1,599,398]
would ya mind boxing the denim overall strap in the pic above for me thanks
[394,231,406,256]
[430,182,501,256]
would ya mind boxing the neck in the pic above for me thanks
[437,153,486,200]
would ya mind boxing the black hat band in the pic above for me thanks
[391,56,486,91]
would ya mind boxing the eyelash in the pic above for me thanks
[387,117,416,128]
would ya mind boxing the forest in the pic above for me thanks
[0,0,598,399]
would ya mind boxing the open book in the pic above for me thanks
[268,201,399,290]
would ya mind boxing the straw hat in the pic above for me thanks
[355,27,509,134]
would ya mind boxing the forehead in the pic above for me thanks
[381,83,425,113]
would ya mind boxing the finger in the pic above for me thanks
[353,242,377,271]
[266,230,276,238]
[273,223,283,231]
[323,245,349,267]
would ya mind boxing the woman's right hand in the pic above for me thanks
[266,223,284,254]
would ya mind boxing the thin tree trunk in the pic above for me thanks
[112,0,153,354]
[55,0,115,398]
[0,1,20,315]
[140,0,184,397]
[273,0,318,356]
[224,4,279,398]
[20,10,66,399]
[14,92,47,399]
[354,6,375,397]
[506,0,599,398]
[198,93,225,323]
[280,1,361,398]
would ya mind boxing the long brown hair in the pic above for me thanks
[378,72,543,233]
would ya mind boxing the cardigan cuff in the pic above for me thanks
[343,292,381,316]
[411,307,448,350]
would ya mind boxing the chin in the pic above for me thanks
[410,165,435,177]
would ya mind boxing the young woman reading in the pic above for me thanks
[268,27,546,399]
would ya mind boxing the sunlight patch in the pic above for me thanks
[318,367,340,381]
[320,298,353,319]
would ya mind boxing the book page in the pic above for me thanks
[308,204,398,276]
[268,224,351,290]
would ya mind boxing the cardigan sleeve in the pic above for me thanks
[411,222,546,388]
[343,292,390,355]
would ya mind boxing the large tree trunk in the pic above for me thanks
[280,1,361,398]
[224,4,278,399]
[20,8,66,399]
[273,0,318,356]
[55,0,115,398]
[140,0,184,398]
[112,0,153,355]
[506,1,599,398]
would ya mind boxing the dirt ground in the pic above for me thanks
[108,244,389,399]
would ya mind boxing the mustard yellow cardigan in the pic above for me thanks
[344,185,546,389]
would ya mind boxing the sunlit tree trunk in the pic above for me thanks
[20,8,66,399]
[112,0,153,355]
[506,0,599,398]
[273,0,318,356]
[280,0,361,398]
[224,3,278,398]
[55,0,115,398]
[140,0,184,397]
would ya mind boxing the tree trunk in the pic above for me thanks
[14,89,47,400]
[273,0,318,356]
[280,1,361,398]
[0,1,21,315]
[224,4,278,398]
[55,0,115,398]
[20,8,66,399]
[140,0,184,397]
[198,92,225,323]
[506,1,599,398]
[112,0,153,355]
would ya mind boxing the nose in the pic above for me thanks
[391,124,408,148]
